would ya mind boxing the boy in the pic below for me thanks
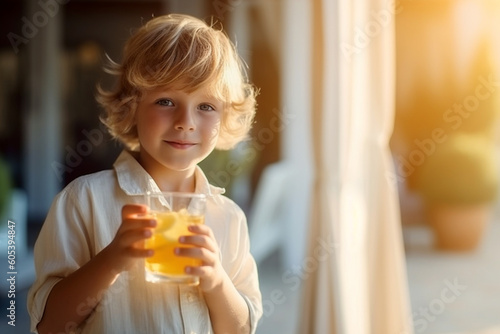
[28,13,262,334]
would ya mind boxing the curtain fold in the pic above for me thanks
[298,0,414,333]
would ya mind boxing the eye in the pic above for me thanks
[155,99,174,107]
[199,103,215,112]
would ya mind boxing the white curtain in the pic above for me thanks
[296,0,414,333]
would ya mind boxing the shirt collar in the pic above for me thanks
[114,150,225,197]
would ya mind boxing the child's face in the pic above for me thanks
[135,86,222,174]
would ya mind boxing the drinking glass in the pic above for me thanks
[144,192,206,285]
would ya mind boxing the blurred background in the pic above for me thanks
[1,0,500,333]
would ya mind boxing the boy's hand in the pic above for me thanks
[103,204,156,273]
[175,224,226,292]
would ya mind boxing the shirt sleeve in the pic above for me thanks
[219,200,263,334]
[27,181,93,333]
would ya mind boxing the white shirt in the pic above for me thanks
[27,151,263,334]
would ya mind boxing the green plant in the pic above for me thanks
[0,156,12,220]
[414,133,499,205]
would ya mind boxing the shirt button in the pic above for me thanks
[187,293,195,303]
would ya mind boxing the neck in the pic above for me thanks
[137,151,197,192]
[154,170,196,192]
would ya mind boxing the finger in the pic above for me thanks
[122,216,156,230]
[187,224,215,238]
[187,224,211,235]
[184,265,213,277]
[174,247,216,266]
[179,235,217,253]
[125,247,154,258]
[122,204,149,219]
[118,228,153,248]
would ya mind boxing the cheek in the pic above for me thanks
[136,113,148,139]
[137,109,163,133]
[207,120,221,143]
[136,111,158,146]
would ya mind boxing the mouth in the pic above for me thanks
[164,140,196,150]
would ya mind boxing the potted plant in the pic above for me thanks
[414,133,499,251]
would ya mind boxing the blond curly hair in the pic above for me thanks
[97,14,257,151]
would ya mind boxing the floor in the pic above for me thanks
[256,251,301,334]
[256,204,500,334]
[1,212,500,334]
[403,216,500,334]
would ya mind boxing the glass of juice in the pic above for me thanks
[144,192,206,285]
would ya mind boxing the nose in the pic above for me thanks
[174,107,195,131]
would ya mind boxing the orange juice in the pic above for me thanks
[145,210,204,281]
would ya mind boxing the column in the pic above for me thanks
[23,0,63,222]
